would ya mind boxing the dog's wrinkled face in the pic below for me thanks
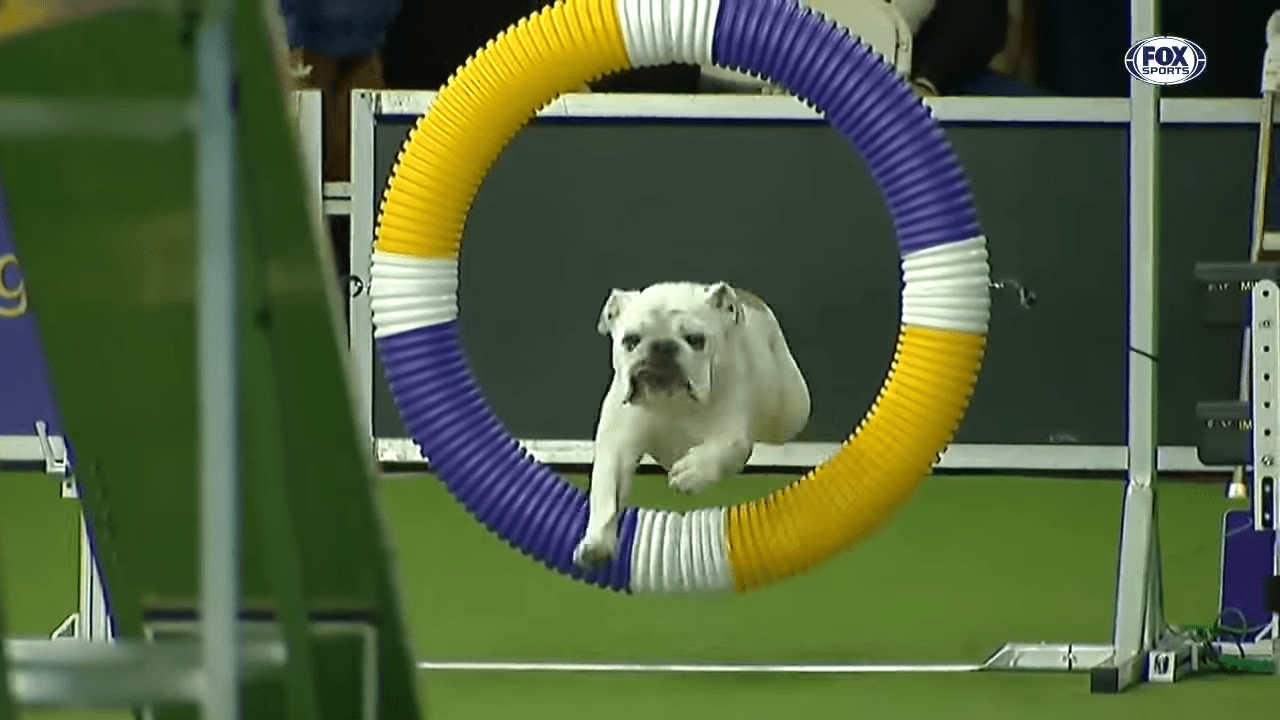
[597,282,745,405]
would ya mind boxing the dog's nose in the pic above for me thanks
[649,339,679,357]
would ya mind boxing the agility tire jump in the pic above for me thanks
[370,0,991,595]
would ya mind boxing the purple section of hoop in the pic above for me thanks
[712,0,982,254]
[377,321,638,591]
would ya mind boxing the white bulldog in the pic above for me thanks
[573,281,811,569]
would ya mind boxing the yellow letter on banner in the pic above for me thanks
[0,253,27,317]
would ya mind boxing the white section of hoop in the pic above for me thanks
[369,251,459,338]
[616,0,720,68]
[900,236,990,335]
[629,507,732,594]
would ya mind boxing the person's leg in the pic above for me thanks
[281,0,399,181]
[281,0,401,58]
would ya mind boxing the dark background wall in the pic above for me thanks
[367,117,1255,446]
[378,0,1277,100]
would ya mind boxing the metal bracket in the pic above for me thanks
[347,274,365,298]
[980,642,1113,671]
[48,616,78,642]
[5,638,286,707]
[1251,280,1280,531]
[143,612,380,720]
[33,420,68,476]
[1195,262,1280,326]
[1147,638,1200,683]
[1195,401,1251,466]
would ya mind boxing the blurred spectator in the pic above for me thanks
[382,1,552,89]
[1034,0,1275,98]
[699,0,1043,97]
[1156,0,1275,98]
[379,1,701,92]
[379,1,1039,96]
[911,0,1041,96]
[279,0,401,180]
[377,0,1276,100]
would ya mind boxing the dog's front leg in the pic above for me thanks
[574,422,642,569]
[669,433,752,495]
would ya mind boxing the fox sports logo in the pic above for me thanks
[1125,36,1207,85]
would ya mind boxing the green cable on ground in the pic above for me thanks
[1179,619,1277,674]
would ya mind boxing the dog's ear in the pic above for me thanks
[706,282,744,325]
[597,288,637,335]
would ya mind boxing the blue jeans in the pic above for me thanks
[952,70,1048,97]
[280,0,401,56]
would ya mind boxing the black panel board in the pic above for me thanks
[367,116,1253,447]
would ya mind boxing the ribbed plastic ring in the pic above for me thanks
[370,0,990,594]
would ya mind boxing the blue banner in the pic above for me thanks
[0,175,65,444]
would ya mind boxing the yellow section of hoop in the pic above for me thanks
[726,324,987,591]
[373,0,631,260]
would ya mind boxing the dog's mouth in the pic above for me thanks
[625,365,695,403]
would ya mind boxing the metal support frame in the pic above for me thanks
[0,430,69,472]
[143,617,380,720]
[193,0,240,715]
[1083,0,1192,692]
[2,0,248,714]
[46,85,320,646]
[50,516,112,643]
[5,638,285,708]
[76,516,112,642]
[342,54,1276,683]
[1233,11,1280,675]
[347,89,1276,475]
[291,89,324,220]
[1251,280,1280,533]
[1226,80,1276,498]
[1250,280,1280,674]
[0,6,395,717]
[1107,0,1163,686]
[374,436,1226,473]
[1192,17,1280,673]
[349,90,377,441]
[13,83,324,712]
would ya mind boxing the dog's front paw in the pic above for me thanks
[573,532,617,569]
[668,445,724,495]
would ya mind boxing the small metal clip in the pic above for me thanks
[990,278,1036,309]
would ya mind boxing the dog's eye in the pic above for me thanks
[684,333,706,351]
[620,334,641,351]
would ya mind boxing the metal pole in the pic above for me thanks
[1225,91,1278,501]
[1107,0,1161,685]
[195,0,240,717]
[349,91,377,443]
[1258,8,1280,677]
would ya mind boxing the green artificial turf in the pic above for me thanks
[378,472,1229,665]
[2,470,1272,720]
